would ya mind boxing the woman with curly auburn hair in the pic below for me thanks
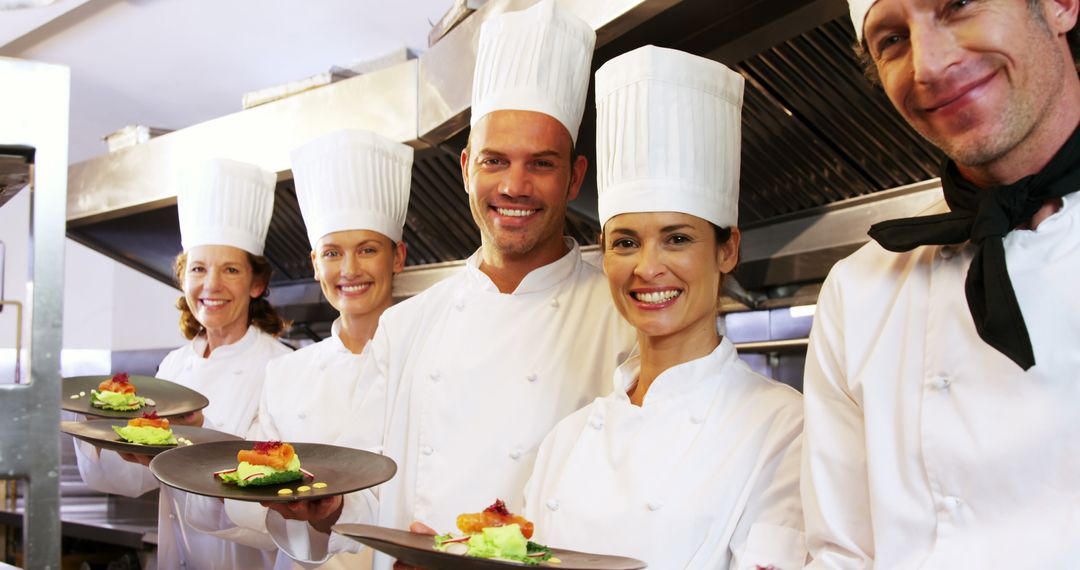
[73,158,291,570]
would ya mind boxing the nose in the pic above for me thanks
[909,19,961,87]
[205,267,223,290]
[499,163,533,198]
[633,243,667,282]
[341,251,359,278]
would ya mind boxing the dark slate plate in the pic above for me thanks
[62,419,241,456]
[332,524,648,569]
[149,441,397,503]
[62,375,209,419]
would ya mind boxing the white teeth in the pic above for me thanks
[201,299,228,307]
[339,284,370,293]
[634,290,681,304]
[496,208,535,217]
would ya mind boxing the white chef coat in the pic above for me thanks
[802,192,1080,569]
[185,319,373,570]
[269,240,636,569]
[74,325,291,570]
[524,337,806,570]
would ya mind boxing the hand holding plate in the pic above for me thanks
[261,495,344,534]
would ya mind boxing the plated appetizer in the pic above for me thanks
[112,411,177,446]
[90,372,147,411]
[435,500,556,565]
[214,441,312,487]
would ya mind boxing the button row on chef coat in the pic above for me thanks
[546,499,560,511]
[429,371,441,383]
[421,445,434,456]
[928,375,952,391]
[526,373,538,383]
[942,495,963,512]
[509,447,523,461]
[589,418,604,430]
[550,298,560,309]
[233,368,243,376]
[298,412,307,420]
[646,501,663,512]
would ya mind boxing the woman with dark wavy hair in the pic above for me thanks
[74,158,291,570]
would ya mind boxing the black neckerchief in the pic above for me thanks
[867,125,1080,370]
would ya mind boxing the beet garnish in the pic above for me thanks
[141,410,160,420]
[299,468,315,479]
[252,441,284,453]
[112,372,130,384]
[483,499,511,516]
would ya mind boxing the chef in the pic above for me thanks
[802,0,1080,567]
[74,158,292,569]
[521,45,805,570]
[184,129,413,570]
[262,1,636,567]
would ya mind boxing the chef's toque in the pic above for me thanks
[471,0,595,144]
[290,129,414,247]
[595,45,744,229]
[848,0,879,42]
[179,158,276,256]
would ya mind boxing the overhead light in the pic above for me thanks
[789,304,817,318]
[1,0,58,9]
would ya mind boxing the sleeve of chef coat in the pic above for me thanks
[800,263,873,569]
[72,433,160,498]
[727,399,807,570]
[265,321,393,565]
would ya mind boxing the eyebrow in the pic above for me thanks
[474,148,563,159]
[661,224,694,233]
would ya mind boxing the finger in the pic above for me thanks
[409,521,436,536]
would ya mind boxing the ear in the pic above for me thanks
[1046,0,1079,35]
[716,227,741,275]
[392,241,407,273]
[249,278,267,299]
[460,147,471,194]
[309,249,320,281]
[567,154,588,202]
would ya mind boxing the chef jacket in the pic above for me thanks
[74,325,291,570]
[185,319,372,569]
[268,239,637,569]
[802,193,1080,569]
[524,337,806,570]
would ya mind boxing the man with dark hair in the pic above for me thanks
[802,0,1080,567]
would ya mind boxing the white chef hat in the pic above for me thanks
[848,0,879,42]
[471,0,595,144]
[178,158,276,256]
[290,129,414,247]
[595,45,744,229]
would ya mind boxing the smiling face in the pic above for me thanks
[461,110,587,264]
[311,230,405,320]
[602,212,740,342]
[182,245,265,339]
[863,0,1076,174]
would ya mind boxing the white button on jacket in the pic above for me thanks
[803,194,1080,569]
[524,339,806,570]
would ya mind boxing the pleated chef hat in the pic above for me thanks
[290,130,414,247]
[178,158,276,256]
[595,45,744,229]
[471,0,595,143]
[848,0,879,41]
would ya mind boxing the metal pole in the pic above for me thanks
[0,56,69,570]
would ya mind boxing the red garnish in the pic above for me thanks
[483,499,511,516]
[253,441,284,453]
[141,410,160,420]
[299,468,315,479]
[113,372,130,384]
[442,535,472,544]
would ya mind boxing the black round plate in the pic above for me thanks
[61,419,242,456]
[62,375,210,419]
[149,441,397,503]
[332,524,647,569]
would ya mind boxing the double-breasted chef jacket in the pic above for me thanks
[802,193,1080,568]
[524,337,806,570]
[74,325,291,570]
[185,319,372,570]
[267,240,637,569]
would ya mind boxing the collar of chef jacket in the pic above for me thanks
[464,237,581,294]
[188,324,261,360]
[326,318,355,355]
[610,336,738,408]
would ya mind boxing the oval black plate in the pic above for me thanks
[332,524,647,569]
[149,441,397,503]
[62,419,242,456]
[62,375,209,419]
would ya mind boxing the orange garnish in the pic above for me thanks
[237,442,295,471]
[457,499,534,539]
